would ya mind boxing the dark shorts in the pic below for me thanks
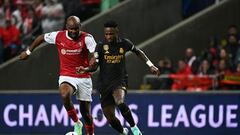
[99,84,127,108]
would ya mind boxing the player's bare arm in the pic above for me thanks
[19,34,45,60]
[76,53,99,74]
[133,48,160,76]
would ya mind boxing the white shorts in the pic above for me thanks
[58,76,93,102]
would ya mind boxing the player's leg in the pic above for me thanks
[102,105,128,135]
[112,88,135,127]
[79,101,94,135]
[59,77,83,135]
[76,78,94,135]
[113,88,142,135]
[59,82,81,123]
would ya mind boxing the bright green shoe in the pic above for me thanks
[74,121,83,135]
[131,125,142,135]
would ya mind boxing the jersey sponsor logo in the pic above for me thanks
[119,48,124,54]
[104,54,123,64]
[61,49,82,55]
[61,49,67,55]
[103,44,109,54]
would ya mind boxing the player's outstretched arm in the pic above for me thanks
[19,34,45,60]
[76,53,99,74]
[133,48,160,76]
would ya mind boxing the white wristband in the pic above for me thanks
[146,60,154,67]
[26,49,31,55]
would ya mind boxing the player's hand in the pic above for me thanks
[76,66,86,74]
[19,51,29,60]
[150,65,160,76]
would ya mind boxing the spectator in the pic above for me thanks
[197,59,214,75]
[4,0,15,20]
[1,19,21,61]
[184,48,199,74]
[33,0,44,19]
[199,37,219,68]
[235,47,240,66]
[221,25,240,47]
[216,60,232,75]
[41,0,65,33]
[225,35,240,68]
[216,48,234,70]
[158,58,174,89]
[171,60,192,90]
[236,63,240,74]
[22,7,38,35]
[11,0,28,30]
[0,0,5,27]
[227,25,240,43]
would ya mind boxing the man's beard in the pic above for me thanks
[68,32,80,40]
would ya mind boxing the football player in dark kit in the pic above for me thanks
[77,20,160,135]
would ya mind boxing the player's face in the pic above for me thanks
[67,24,81,40]
[104,27,117,43]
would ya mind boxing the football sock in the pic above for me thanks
[118,103,135,127]
[85,123,94,135]
[109,118,124,133]
[67,108,79,123]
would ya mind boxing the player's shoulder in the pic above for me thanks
[122,38,133,44]
[81,31,94,38]
[97,41,105,47]
[122,38,135,47]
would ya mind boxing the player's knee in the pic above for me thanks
[60,90,71,99]
[59,85,72,99]
[115,98,124,105]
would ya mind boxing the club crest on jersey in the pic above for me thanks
[103,44,109,54]
[119,48,124,54]
[61,49,66,55]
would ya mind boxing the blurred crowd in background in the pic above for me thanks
[0,0,124,64]
[146,25,240,91]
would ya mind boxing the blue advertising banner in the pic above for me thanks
[0,91,240,135]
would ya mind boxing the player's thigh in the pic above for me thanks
[59,82,75,97]
[79,101,91,113]
[76,78,93,102]
[102,105,115,120]
[58,76,78,97]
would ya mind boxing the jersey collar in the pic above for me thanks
[65,31,82,40]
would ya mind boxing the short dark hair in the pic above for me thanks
[104,20,118,28]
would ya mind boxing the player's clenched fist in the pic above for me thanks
[76,66,86,74]
[19,49,31,60]
[150,65,160,76]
